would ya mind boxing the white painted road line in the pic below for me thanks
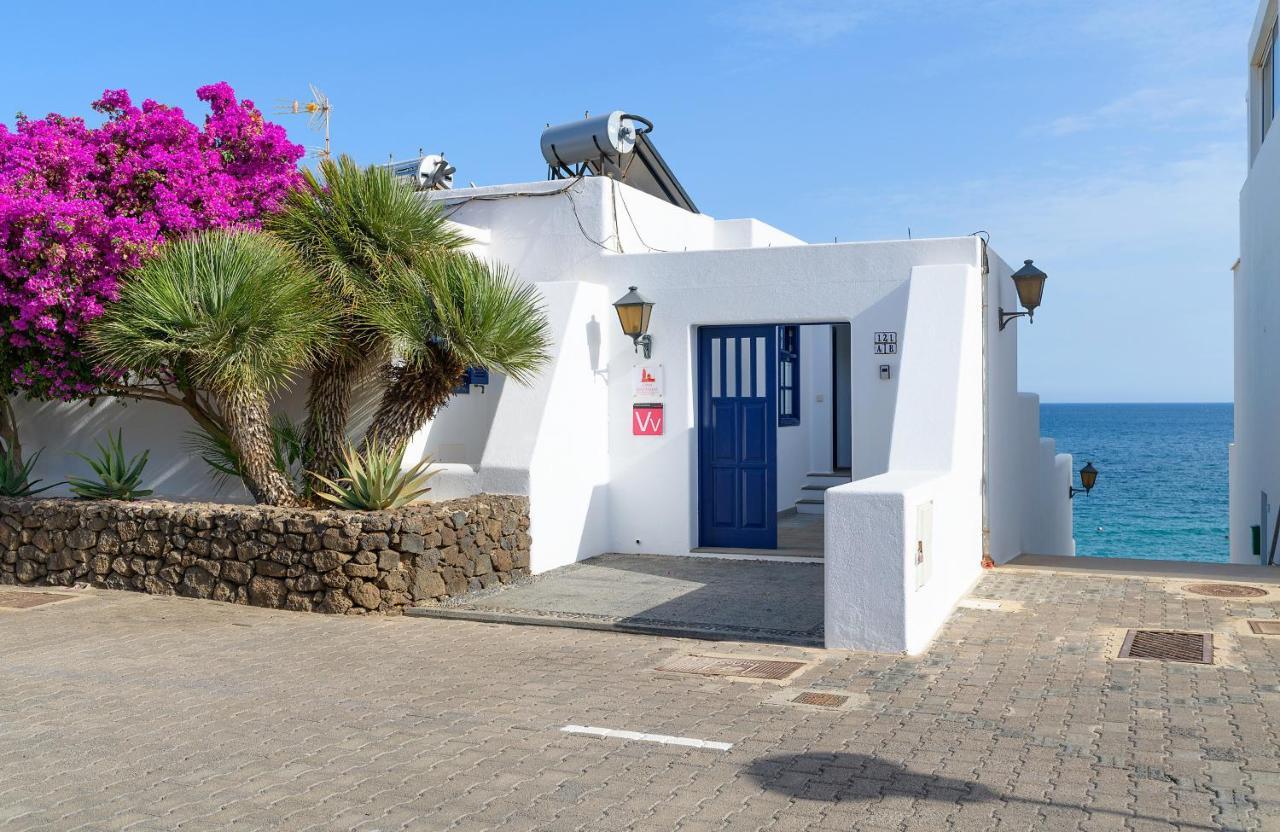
[560,725,733,751]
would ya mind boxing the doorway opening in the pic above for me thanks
[695,323,852,557]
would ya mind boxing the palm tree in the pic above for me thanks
[358,254,552,452]
[265,155,467,480]
[89,230,336,506]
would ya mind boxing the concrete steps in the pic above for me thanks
[795,471,852,515]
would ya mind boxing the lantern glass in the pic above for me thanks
[612,286,654,339]
[1010,259,1047,313]
[1079,461,1098,493]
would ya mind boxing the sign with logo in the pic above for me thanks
[632,364,664,400]
[874,331,898,355]
[633,404,664,436]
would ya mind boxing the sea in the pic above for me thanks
[1039,403,1232,563]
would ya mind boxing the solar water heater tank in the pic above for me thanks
[381,154,454,190]
[540,111,645,167]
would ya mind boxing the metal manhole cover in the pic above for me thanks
[0,590,74,609]
[792,691,848,708]
[1118,630,1213,664]
[657,655,806,681]
[1184,583,1268,599]
[1248,620,1280,635]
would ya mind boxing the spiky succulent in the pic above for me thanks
[0,443,58,497]
[310,438,437,511]
[66,431,153,501]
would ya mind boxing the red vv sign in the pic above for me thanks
[632,404,663,436]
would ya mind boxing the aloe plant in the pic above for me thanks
[67,431,153,501]
[310,439,436,511]
[0,442,58,497]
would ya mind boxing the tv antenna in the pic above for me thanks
[275,84,332,160]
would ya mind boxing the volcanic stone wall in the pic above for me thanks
[0,495,530,614]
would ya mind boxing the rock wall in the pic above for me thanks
[0,495,530,615]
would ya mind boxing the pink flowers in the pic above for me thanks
[0,84,304,399]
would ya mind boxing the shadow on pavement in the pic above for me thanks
[745,752,1218,830]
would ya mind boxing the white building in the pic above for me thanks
[17,117,1076,653]
[1232,0,1279,564]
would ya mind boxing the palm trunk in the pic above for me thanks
[220,388,299,507]
[303,350,365,481]
[0,396,20,463]
[363,350,465,455]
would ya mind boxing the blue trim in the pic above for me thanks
[778,325,800,427]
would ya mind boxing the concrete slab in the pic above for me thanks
[408,553,824,646]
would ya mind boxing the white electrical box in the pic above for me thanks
[915,501,933,589]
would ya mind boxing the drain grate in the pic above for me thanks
[1248,620,1280,635]
[0,590,74,610]
[657,654,806,681]
[792,691,849,708]
[1118,629,1213,664]
[1184,583,1268,599]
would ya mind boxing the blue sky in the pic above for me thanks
[1,0,1253,402]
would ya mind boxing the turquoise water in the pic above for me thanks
[1039,403,1232,563]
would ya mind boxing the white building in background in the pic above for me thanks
[1232,0,1279,565]
[18,114,1075,653]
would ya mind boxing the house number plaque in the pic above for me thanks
[874,331,898,355]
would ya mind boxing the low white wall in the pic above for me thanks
[825,264,984,654]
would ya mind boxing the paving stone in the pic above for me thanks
[0,568,1278,831]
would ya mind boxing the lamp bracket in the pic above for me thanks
[1068,486,1090,499]
[633,333,652,359]
[998,307,1034,331]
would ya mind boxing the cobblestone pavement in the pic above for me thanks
[2,566,1280,831]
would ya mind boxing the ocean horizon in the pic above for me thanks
[1039,402,1231,563]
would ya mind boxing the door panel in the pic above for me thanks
[699,326,777,549]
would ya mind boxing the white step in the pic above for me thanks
[796,498,825,515]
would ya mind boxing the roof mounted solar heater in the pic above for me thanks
[540,111,698,214]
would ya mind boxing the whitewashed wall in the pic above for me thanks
[1233,0,1280,564]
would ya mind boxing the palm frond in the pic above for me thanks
[265,155,469,299]
[89,230,339,397]
[360,253,552,386]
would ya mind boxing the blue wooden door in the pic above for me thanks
[698,326,777,549]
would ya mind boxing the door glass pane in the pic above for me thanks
[725,337,736,397]
[756,337,766,398]
[711,338,721,397]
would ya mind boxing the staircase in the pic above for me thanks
[795,469,853,515]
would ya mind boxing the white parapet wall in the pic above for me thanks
[825,264,985,654]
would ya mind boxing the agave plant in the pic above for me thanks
[67,431,153,501]
[310,438,437,511]
[0,442,58,497]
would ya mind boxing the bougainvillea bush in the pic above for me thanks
[0,83,304,402]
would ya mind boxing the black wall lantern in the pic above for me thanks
[613,285,654,358]
[999,259,1048,331]
[1069,461,1098,499]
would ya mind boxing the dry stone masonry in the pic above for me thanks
[0,496,530,614]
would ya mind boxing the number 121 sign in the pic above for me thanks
[633,404,663,436]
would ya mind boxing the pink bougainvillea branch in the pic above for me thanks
[0,83,304,401]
